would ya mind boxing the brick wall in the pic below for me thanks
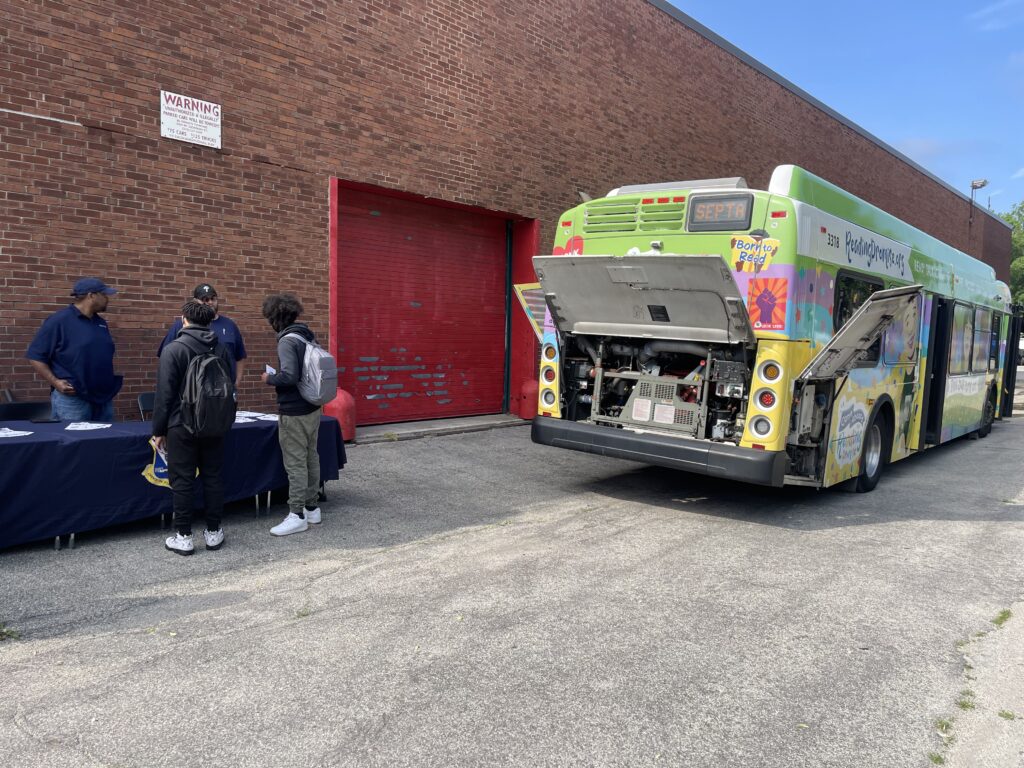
[0,0,1011,417]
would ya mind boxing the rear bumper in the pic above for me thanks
[532,417,788,487]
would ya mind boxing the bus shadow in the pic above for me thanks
[577,438,1024,531]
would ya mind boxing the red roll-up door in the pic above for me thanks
[336,188,508,425]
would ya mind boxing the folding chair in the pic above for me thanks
[138,392,156,421]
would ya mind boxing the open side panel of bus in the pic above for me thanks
[1001,307,1023,418]
[787,285,923,482]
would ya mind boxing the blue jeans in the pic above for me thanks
[51,391,114,422]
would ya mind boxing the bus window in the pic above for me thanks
[950,303,974,375]
[835,273,883,364]
[973,308,992,372]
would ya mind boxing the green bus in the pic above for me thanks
[528,165,1017,490]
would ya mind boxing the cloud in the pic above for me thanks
[1013,168,1024,179]
[968,0,1024,31]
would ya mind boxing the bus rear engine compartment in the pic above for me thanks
[559,334,754,443]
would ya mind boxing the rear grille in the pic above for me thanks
[639,204,685,231]
[583,201,638,233]
[583,198,685,234]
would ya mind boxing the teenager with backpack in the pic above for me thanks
[260,292,334,536]
[153,299,237,555]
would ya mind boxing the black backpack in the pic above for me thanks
[178,337,236,438]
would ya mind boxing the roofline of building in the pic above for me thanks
[645,0,1011,231]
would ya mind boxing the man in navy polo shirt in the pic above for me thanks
[157,283,247,388]
[26,277,124,421]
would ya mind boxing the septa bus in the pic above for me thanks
[528,165,1019,491]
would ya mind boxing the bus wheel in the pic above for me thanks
[856,411,890,493]
[978,389,996,438]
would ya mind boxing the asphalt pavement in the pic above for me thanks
[2,409,1024,767]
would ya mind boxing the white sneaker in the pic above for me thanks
[203,528,225,550]
[304,506,322,525]
[165,532,195,555]
[270,512,308,536]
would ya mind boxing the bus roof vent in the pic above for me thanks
[607,177,748,197]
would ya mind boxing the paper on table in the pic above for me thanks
[265,364,276,375]
[65,422,113,431]
[0,427,33,438]
[235,410,276,422]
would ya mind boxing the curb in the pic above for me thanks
[354,417,529,446]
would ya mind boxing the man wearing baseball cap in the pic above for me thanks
[26,277,124,421]
[157,283,247,389]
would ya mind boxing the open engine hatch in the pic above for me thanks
[533,254,756,345]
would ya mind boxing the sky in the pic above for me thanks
[668,0,1024,216]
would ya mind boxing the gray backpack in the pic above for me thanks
[285,333,338,406]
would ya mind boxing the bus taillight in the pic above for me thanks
[537,338,562,418]
[759,361,782,382]
[750,416,772,437]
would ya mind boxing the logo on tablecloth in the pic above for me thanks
[142,438,170,488]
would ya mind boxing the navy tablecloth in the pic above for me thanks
[0,416,346,549]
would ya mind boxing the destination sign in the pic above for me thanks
[687,194,753,232]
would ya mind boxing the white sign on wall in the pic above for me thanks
[160,90,221,149]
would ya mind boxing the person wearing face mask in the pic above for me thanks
[26,277,123,421]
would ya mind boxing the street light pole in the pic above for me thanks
[969,178,988,253]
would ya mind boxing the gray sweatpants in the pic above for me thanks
[278,408,322,514]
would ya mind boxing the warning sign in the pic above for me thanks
[160,90,221,149]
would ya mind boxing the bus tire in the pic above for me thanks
[856,408,891,493]
[978,387,996,439]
